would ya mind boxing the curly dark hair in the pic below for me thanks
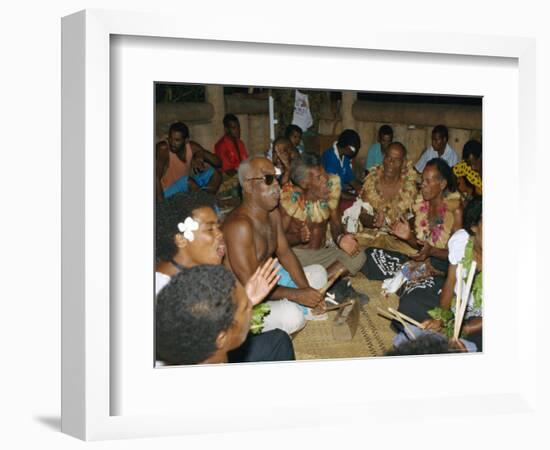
[284,124,303,138]
[432,124,449,140]
[425,157,457,193]
[223,113,239,128]
[155,191,216,262]
[385,333,455,356]
[337,129,361,151]
[168,121,189,139]
[462,139,482,160]
[378,124,393,139]
[463,196,482,235]
[156,265,237,365]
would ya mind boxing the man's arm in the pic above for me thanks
[190,141,222,168]
[270,210,322,307]
[272,209,308,288]
[329,206,345,243]
[279,207,309,247]
[422,263,456,330]
[329,207,359,256]
[462,317,482,336]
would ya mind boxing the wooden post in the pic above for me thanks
[341,90,357,130]
[206,85,225,144]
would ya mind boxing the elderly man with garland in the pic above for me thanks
[358,142,419,231]
[279,153,366,281]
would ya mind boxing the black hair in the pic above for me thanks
[272,136,291,148]
[337,129,361,150]
[432,125,449,140]
[284,124,303,138]
[385,333,455,356]
[290,152,321,186]
[223,113,239,128]
[462,140,482,161]
[156,265,236,365]
[155,191,216,262]
[379,124,393,138]
[463,196,482,235]
[425,158,457,193]
[386,141,407,158]
[168,122,190,139]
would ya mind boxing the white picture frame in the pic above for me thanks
[61,9,539,441]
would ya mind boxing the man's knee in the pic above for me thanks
[339,249,367,275]
[303,264,328,289]
[263,300,305,335]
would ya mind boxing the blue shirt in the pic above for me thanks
[321,145,355,187]
[365,143,383,170]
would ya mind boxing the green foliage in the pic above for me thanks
[249,303,271,334]
[427,307,455,338]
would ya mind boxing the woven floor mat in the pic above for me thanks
[293,273,400,360]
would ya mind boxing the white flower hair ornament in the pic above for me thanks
[177,217,200,242]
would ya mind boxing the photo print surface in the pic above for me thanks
[154,84,483,366]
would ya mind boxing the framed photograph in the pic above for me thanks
[62,9,537,441]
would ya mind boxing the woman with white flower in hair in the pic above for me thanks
[155,191,294,363]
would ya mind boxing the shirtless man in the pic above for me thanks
[223,157,325,334]
[279,153,366,278]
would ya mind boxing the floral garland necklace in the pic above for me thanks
[280,175,341,223]
[415,199,447,244]
[361,161,418,225]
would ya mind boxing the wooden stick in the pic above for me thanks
[387,307,425,329]
[324,299,354,312]
[318,268,345,296]
[454,261,477,340]
[377,307,395,320]
[396,314,416,340]
[454,263,463,339]
[377,307,416,340]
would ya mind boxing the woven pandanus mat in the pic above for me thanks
[293,273,399,360]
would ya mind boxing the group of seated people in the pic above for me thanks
[155,116,483,365]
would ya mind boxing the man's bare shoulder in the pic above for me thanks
[223,208,255,235]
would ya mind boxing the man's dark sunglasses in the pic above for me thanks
[245,174,276,185]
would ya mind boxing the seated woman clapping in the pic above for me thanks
[155,191,293,364]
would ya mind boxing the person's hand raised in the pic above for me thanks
[390,217,412,241]
[244,258,280,305]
